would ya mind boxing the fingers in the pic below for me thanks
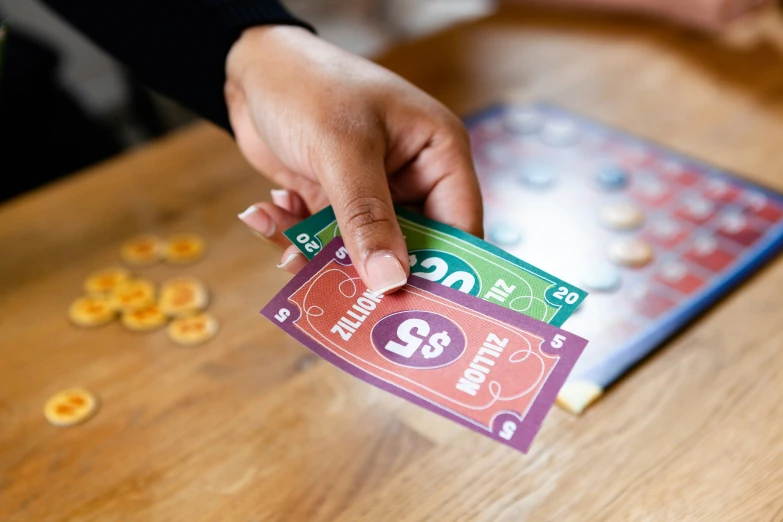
[238,190,311,249]
[271,188,308,216]
[277,244,308,274]
[318,136,410,295]
[389,123,484,238]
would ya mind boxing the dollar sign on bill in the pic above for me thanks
[422,331,450,359]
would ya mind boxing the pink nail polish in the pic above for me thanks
[238,205,276,237]
[271,189,294,212]
[364,251,407,294]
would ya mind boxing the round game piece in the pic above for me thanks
[121,235,163,266]
[487,224,522,247]
[599,202,645,230]
[68,296,116,328]
[44,388,99,427]
[164,234,206,265]
[503,107,543,134]
[650,219,681,241]
[158,276,210,318]
[540,120,578,147]
[520,165,555,189]
[121,303,168,332]
[607,238,654,267]
[83,267,132,296]
[683,197,714,220]
[659,262,687,283]
[110,279,156,313]
[581,263,621,292]
[594,166,629,191]
[693,236,718,256]
[721,212,747,233]
[635,176,667,200]
[168,313,219,346]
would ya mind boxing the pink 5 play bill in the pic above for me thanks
[261,238,588,453]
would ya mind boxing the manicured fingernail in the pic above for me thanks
[277,252,304,269]
[238,205,276,237]
[271,189,294,212]
[364,251,407,294]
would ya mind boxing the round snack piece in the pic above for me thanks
[599,202,645,230]
[110,279,156,313]
[608,238,654,268]
[158,276,209,318]
[83,267,132,296]
[168,313,219,346]
[121,304,168,332]
[121,235,163,266]
[164,234,205,265]
[44,388,99,427]
[68,296,116,327]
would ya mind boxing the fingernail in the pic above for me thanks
[238,205,276,237]
[277,251,304,269]
[271,189,294,212]
[364,251,407,294]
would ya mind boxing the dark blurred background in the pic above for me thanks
[0,0,492,202]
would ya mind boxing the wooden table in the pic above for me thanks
[3,7,783,521]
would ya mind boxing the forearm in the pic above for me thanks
[41,0,311,130]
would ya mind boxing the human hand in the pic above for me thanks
[226,25,482,294]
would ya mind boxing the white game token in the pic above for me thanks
[683,198,714,220]
[744,191,768,211]
[540,120,578,147]
[650,219,680,240]
[608,238,654,267]
[520,165,555,189]
[503,107,543,134]
[581,263,621,292]
[721,212,747,233]
[487,224,522,246]
[636,177,667,199]
[599,202,645,230]
[659,262,687,282]
[693,236,718,256]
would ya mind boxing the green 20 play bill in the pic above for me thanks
[284,206,587,327]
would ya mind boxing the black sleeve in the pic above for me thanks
[41,0,313,131]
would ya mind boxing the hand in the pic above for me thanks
[226,26,482,294]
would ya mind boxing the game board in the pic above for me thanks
[468,102,783,413]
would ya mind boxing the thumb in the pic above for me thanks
[320,142,409,294]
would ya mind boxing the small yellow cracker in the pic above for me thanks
[44,388,99,426]
[158,276,209,318]
[168,313,219,345]
[164,234,205,265]
[83,267,132,296]
[110,279,156,313]
[121,303,168,332]
[68,296,116,327]
[121,235,163,266]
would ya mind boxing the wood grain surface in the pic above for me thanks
[2,6,783,521]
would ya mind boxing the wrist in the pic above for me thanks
[226,25,313,89]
